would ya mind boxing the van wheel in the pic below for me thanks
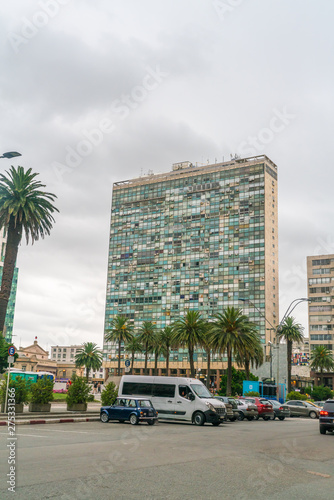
[130,414,138,425]
[193,412,205,426]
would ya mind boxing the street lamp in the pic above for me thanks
[0,151,21,159]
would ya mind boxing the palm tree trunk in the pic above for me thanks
[166,345,170,376]
[321,368,324,386]
[145,342,148,375]
[206,350,211,389]
[287,340,292,393]
[0,219,21,336]
[118,339,121,376]
[244,357,250,381]
[189,344,195,378]
[226,345,232,396]
[86,367,89,382]
[131,352,135,375]
[154,352,158,375]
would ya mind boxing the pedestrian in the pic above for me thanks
[93,381,98,394]
[97,382,101,393]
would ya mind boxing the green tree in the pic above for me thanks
[30,377,54,404]
[160,326,174,376]
[0,166,58,335]
[75,342,103,382]
[124,335,143,375]
[235,335,264,381]
[310,345,334,386]
[66,374,91,406]
[138,321,156,375]
[311,385,333,401]
[277,317,304,393]
[219,366,258,396]
[172,310,207,378]
[101,381,118,406]
[105,316,134,376]
[210,307,258,396]
[0,336,18,373]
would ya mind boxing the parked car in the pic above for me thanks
[242,397,274,420]
[100,397,158,425]
[214,396,237,421]
[285,400,320,419]
[319,399,334,434]
[314,401,326,408]
[267,400,290,420]
[234,399,258,421]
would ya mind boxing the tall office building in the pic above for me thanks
[0,227,18,343]
[103,155,279,372]
[307,254,334,355]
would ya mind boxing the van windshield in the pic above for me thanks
[190,384,212,399]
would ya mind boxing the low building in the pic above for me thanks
[14,337,57,375]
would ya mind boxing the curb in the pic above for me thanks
[0,416,100,426]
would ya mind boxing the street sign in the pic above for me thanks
[8,346,16,356]
[125,366,130,373]
[125,359,130,368]
[8,356,14,364]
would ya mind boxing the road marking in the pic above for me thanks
[307,471,331,478]
[0,432,51,438]
[39,429,89,434]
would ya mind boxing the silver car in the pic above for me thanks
[285,400,320,419]
[235,399,258,421]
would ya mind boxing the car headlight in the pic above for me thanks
[205,402,216,412]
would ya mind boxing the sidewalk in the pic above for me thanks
[0,401,102,426]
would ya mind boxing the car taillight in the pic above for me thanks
[279,407,283,410]
[320,411,328,416]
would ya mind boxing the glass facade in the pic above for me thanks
[104,156,278,361]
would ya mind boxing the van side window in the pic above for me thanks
[179,386,192,399]
[152,384,175,398]
[123,382,153,396]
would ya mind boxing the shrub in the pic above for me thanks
[244,391,260,397]
[219,366,258,396]
[66,375,91,406]
[0,375,29,405]
[101,382,118,406]
[311,385,334,402]
[30,378,54,404]
[286,391,307,401]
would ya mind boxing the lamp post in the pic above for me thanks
[0,151,21,159]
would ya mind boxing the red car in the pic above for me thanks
[242,397,274,420]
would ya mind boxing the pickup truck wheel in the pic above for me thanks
[100,412,109,423]
[130,414,138,425]
[238,412,244,421]
[193,412,205,426]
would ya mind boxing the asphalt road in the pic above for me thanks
[0,417,333,500]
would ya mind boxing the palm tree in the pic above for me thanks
[310,345,334,386]
[105,316,134,376]
[75,342,103,382]
[138,321,156,375]
[124,336,143,375]
[151,332,164,376]
[235,334,264,380]
[0,166,58,335]
[172,310,207,378]
[160,326,174,376]
[210,307,257,396]
[277,316,304,393]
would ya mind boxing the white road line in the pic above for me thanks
[0,432,52,438]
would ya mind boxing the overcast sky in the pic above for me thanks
[1,0,333,352]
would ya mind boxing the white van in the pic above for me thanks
[118,375,226,426]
